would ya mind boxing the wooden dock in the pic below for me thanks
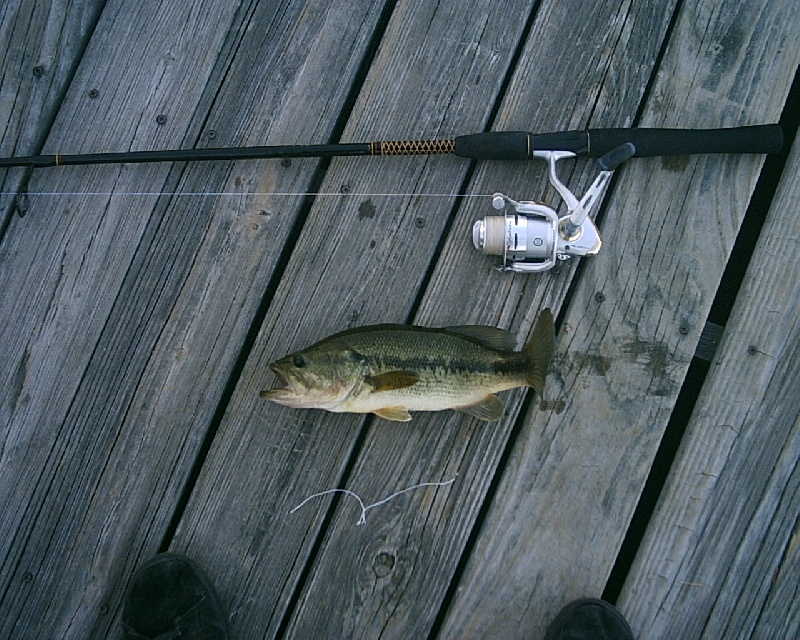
[1,1,797,638]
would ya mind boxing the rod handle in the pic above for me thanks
[454,132,533,160]
[586,124,783,157]
[454,125,783,160]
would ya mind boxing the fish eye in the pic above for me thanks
[292,355,306,368]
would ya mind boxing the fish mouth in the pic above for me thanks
[259,362,302,403]
[268,361,290,386]
[259,387,296,403]
[259,359,353,410]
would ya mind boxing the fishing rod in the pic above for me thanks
[2,124,783,272]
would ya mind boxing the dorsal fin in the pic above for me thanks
[444,325,516,351]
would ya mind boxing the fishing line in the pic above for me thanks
[290,475,457,525]
[2,190,493,199]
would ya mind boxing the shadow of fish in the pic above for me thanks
[260,308,555,422]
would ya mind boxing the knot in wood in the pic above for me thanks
[373,551,395,577]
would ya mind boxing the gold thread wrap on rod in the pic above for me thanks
[371,139,456,156]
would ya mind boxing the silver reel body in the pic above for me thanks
[472,144,634,272]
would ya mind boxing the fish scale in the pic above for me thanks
[261,309,555,422]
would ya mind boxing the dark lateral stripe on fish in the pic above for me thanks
[364,353,532,379]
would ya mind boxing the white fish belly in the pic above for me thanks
[336,381,508,414]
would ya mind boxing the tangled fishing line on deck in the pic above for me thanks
[290,476,458,525]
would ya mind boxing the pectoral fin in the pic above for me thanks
[366,371,419,392]
[457,394,504,421]
[374,406,413,422]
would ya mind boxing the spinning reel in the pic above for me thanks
[472,143,635,272]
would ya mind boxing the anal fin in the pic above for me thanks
[374,406,413,422]
[456,394,504,421]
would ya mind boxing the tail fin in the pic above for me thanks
[524,308,555,395]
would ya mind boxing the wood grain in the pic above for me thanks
[276,1,681,638]
[0,0,796,637]
[0,0,388,636]
[438,0,800,638]
[619,127,800,640]
[0,0,104,228]
[170,1,545,637]
[0,0,247,634]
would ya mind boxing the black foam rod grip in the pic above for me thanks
[454,125,783,160]
[453,131,533,160]
[586,124,783,157]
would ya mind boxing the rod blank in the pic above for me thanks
[0,124,782,169]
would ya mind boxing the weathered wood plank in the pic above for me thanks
[1,2,795,639]
[292,1,693,637]
[618,127,800,639]
[437,1,800,638]
[168,2,548,637]
[0,0,103,229]
[0,0,392,637]
[0,0,246,635]
[285,2,687,638]
[171,1,681,638]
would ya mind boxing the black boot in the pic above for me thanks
[544,598,634,640]
[122,552,230,640]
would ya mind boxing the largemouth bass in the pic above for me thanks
[260,308,555,422]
